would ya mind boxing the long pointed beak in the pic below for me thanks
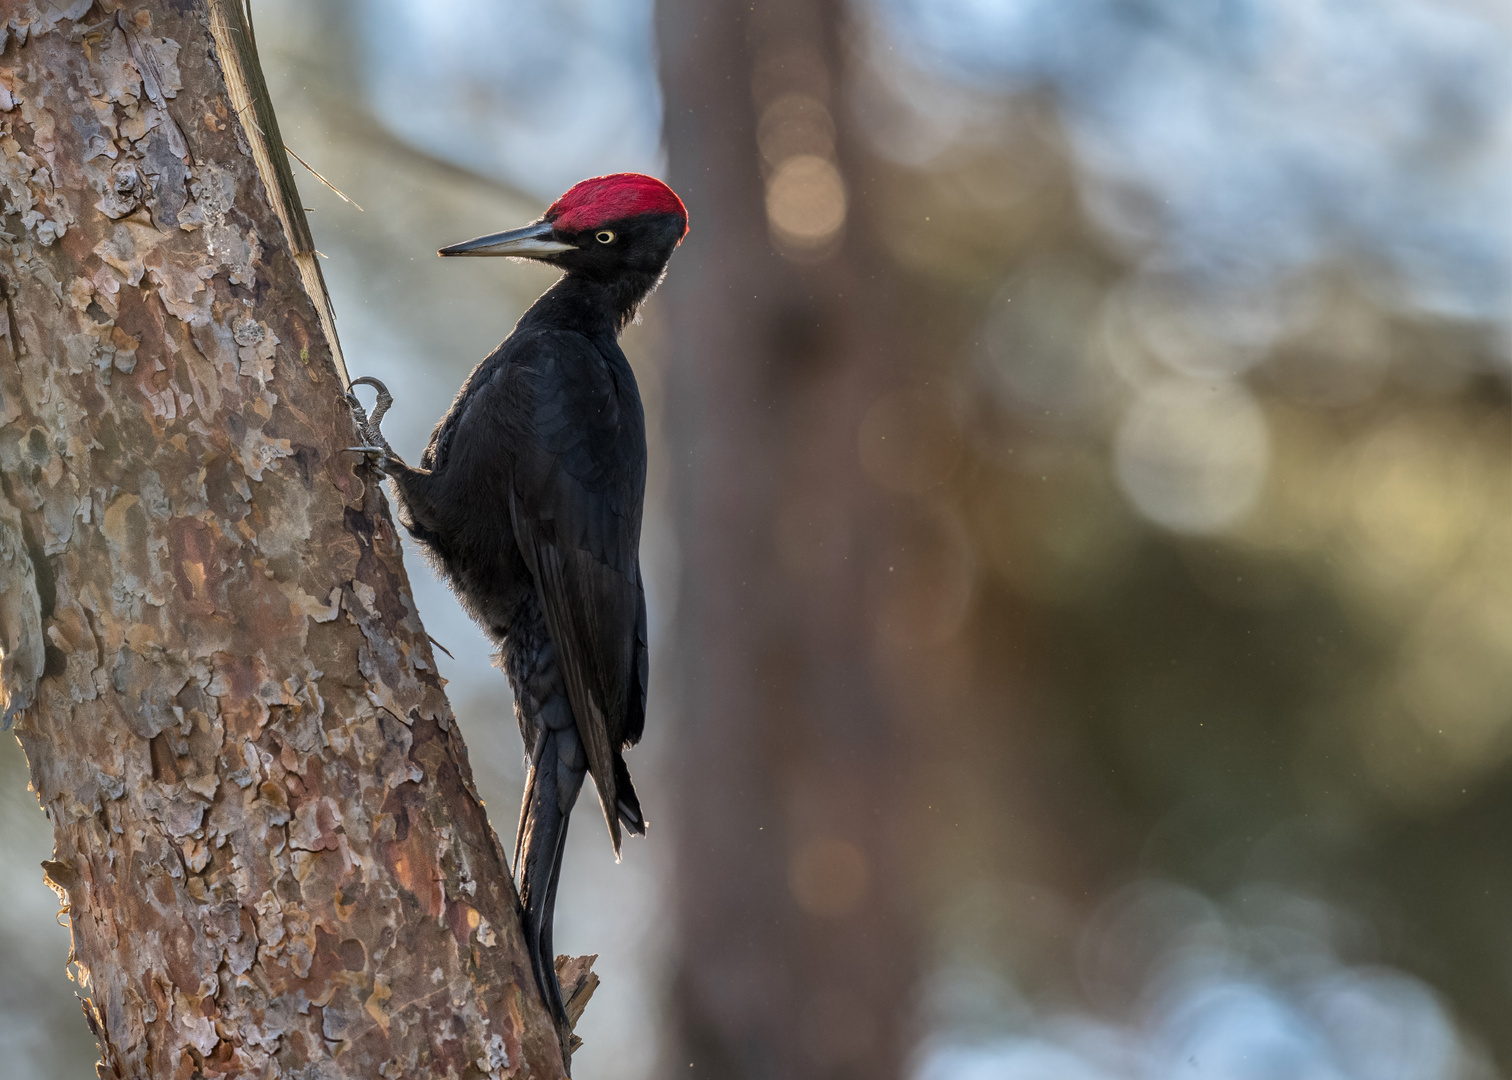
[438,220,576,258]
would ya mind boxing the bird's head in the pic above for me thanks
[439,173,689,282]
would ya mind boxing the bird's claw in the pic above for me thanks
[349,376,394,427]
[344,445,393,475]
[344,391,370,429]
[344,376,399,472]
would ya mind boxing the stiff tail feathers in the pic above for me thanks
[517,723,584,1031]
[513,732,642,1042]
[612,753,645,839]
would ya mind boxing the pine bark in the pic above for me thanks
[0,2,567,1077]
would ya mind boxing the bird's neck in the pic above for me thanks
[524,268,664,338]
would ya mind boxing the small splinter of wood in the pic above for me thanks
[555,953,600,1050]
[428,635,456,660]
[285,144,364,211]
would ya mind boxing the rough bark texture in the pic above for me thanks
[659,1,917,1077]
[0,2,567,1077]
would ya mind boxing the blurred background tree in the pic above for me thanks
[3,0,1509,1078]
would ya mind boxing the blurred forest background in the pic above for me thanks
[3,0,1510,1077]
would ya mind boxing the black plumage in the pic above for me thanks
[345,175,686,1049]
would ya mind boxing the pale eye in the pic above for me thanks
[595,230,616,244]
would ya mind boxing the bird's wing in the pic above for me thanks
[503,329,645,853]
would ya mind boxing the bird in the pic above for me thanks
[343,173,687,1048]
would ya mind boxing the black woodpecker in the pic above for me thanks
[345,173,687,1044]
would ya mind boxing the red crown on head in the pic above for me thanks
[545,173,689,239]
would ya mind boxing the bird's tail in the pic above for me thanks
[613,752,646,844]
[514,705,586,1036]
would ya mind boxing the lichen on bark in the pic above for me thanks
[0,2,567,1076]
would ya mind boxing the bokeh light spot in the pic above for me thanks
[977,260,1108,421]
[789,835,868,918]
[1344,421,1482,590]
[766,154,848,248]
[758,93,837,167]
[1114,378,1270,533]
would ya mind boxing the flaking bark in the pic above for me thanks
[0,2,569,1076]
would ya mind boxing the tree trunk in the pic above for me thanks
[658,2,919,1077]
[0,2,567,1076]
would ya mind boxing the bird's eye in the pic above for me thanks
[595,230,616,244]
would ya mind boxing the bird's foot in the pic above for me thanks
[344,376,400,474]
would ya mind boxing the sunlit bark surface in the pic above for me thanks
[0,2,566,1076]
